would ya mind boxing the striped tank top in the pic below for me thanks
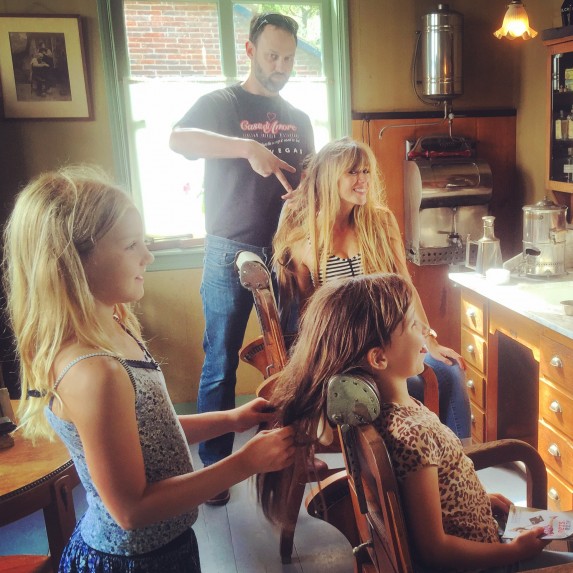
[312,253,363,287]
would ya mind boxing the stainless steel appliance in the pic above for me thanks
[522,198,568,277]
[404,135,493,266]
[420,3,463,100]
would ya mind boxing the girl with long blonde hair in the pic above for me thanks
[3,166,294,572]
[273,137,471,439]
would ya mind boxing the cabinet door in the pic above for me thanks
[546,39,573,195]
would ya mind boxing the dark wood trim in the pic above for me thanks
[541,26,573,42]
[352,108,516,121]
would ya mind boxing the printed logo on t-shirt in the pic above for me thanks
[240,112,298,135]
[239,112,304,157]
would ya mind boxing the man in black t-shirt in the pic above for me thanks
[170,13,314,505]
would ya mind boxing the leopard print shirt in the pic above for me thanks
[373,399,499,546]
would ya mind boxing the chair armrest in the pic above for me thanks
[305,470,361,549]
[465,439,547,509]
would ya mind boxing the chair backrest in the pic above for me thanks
[324,370,414,573]
[342,423,414,573]
[236,251,287,379]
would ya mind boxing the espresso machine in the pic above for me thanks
[404,135,493,266]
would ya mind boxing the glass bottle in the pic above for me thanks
[476,216,502,275]
[557,110,564,140]
[565,148,573,182]
[562,0,573,26]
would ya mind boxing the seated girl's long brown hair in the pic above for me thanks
[257,273,412,526]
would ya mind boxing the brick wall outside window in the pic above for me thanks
[124,1,322,78]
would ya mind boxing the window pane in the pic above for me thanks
[128,80,226,237]
[122,1,333,239]
[124,1,222,78]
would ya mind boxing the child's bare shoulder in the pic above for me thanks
[54,344,131,393]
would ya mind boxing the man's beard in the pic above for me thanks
[254,62,289,93]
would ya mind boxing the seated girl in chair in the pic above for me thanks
[258,273,573,572]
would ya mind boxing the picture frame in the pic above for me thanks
[0,14,91,120]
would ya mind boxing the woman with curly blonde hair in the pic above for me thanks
[273,137,471,440]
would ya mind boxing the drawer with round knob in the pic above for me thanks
[540,335,573,392]
[461,329,486,373]
[547,467,573,512]
[538,419,573,479]
[470,401,485,443]
[461,293,486,338]
[539,377,573,441]
[465,363,486,409]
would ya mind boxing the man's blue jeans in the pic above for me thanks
[407,354,471,440]
[197,235,272,467]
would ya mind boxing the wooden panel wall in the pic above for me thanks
[352,116,518,352]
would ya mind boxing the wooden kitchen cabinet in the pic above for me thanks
[539,333,573,511]
[457,284,573,511]
[460,289,488,443]
[543,28,573,217]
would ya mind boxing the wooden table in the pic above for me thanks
[531,565,573,572]
[0,401,79,567]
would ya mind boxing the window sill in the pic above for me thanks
[147,244,204,272]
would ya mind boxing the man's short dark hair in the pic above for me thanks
[249,13,298,45]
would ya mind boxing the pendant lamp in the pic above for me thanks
[494,0,537,40]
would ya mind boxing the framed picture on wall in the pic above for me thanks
[0,14,91,119]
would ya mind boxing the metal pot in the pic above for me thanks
[522,198,568,277]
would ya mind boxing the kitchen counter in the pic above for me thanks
[448,271,573,511]
[449,271,573,340]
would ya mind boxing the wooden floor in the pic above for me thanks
[190,428,355,573]
[1,424,532,573]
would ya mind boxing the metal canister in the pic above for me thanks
[421,3,463,99]
[522,198,568,277]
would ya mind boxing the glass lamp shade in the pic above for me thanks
[494,1,538,40]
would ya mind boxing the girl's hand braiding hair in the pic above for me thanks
[238,425,295,474]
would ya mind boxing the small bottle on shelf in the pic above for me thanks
[564,148,573,182]
[556,110,565,140]
[568,106,573,137]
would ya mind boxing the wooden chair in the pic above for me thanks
[236,251,335,562]
[236,252,441,563]
[236,251,287,380]
[306,371,549,573]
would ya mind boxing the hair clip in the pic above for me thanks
[27,389,47,398]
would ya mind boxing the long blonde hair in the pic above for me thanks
[2,166,143,440]
[257,273,413,525]
[273,137,399,299]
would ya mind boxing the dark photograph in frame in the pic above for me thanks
[0,14,91,119]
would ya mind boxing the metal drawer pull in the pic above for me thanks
[466,308,476,319]
[549,400,563,414]
[471,414,475,424]
[550,356,563,369]
[467,379,475,390]
[548,488,560,502]
[548,443,561,458]
[466,344,475,354]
